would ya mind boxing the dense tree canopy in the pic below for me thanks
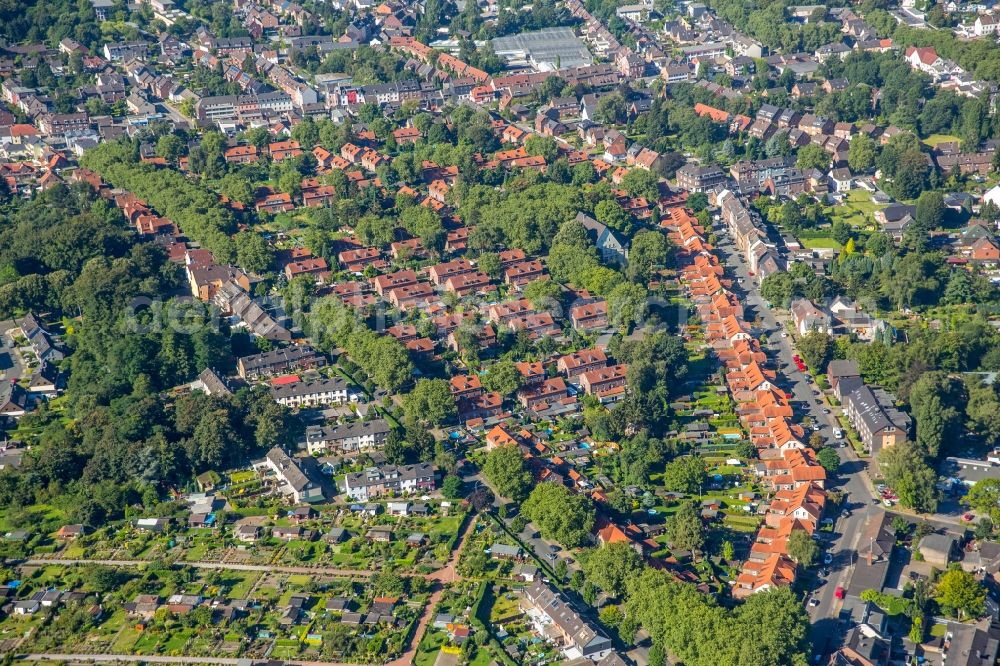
[625,569,809,666]
[482,445,533,502]
[522,482,595,548]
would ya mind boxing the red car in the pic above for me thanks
[834,586,845,600]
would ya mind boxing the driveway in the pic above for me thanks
[0,330,26,383]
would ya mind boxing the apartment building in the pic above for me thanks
[343,463,436,501]
[271,378,349,408]
[303,419,391,456]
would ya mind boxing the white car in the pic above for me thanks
[780,332,788,338]
[808,598,820,607]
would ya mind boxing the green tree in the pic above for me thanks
[572,161,597,185]
[594,199,634,235]
[760,271,795,307]
[355,215,397,247]
[523,279,563,310]
[596,93,626,125]
[403,378,457,427]
[522,482,595,548]
[441,474,463,499]
[848,134,877,172]
[796,144,830,172]
[371,570,406,597]
[401,205,444,252]
[624,570,809,666]
[606,282,649,333]
[797,331,832,370]
[687,192,709,212]
[892,150,931,200]
[661,456,707,495]
[582,541,643,598]
[234,231,273,273]
[627,230,672,284]
[966,478,1000,524]
[599,604,624,630]
[915,191,946,231]
[831,220,853,246]
[481,359,524,397]
[816,447,840,474]
[525,135,559,162]
[936,568,986,620]
[665,501,704,555]
[620,169,661,201]
[909,371,965,458]
[880,442,938,513]
[156,134,185,162]
[476,252,501,277]
[482,445,532,501]
[786,529,819,566]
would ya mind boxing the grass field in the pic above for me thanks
[923,134,961,148]
[801,237,842,250]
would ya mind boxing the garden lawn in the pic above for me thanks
[800,237,842,250]
[825,189,885,229]
[723,514,762,533]
[923,134,961,148]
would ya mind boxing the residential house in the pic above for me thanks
[578,364,628,403]
[675,163,727,192]
[271,378,349,408]
[520,580,614,661]
[303,419,391,456]
[843,385,910,455]
[343,463,436,501]
[237,346,326,379]
[557,348,608,378]
[570,300,608,331]
[790,298,832,336]
[260,447,325,503]
[575,212,629,266]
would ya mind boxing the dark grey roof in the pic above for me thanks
[918,533,956,557]
[197,368,232,396]
[946,619,1000,666]
[857,510,894,561]
[265,447,318,493]
[271,377,347,400]
[306,419,391,445]
[345,463,434,490]
[523,579,612,657]
[845,385,893,435]
[238,345,322,373]
[828,359,860,379]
